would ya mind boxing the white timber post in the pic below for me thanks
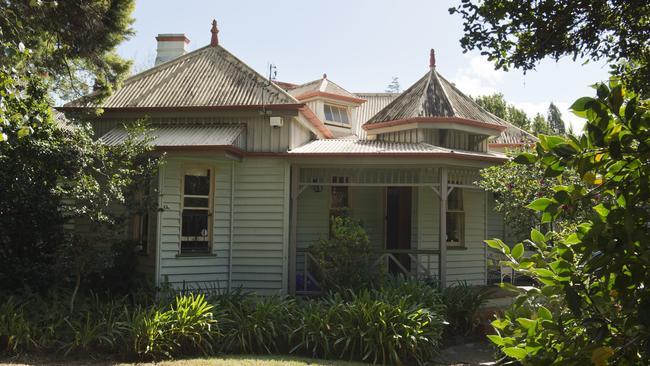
[439,167,448,288]
[289,166,299,295]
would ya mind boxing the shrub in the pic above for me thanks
[442,281,489,337]
[135,293,217,360]
[309,215,379,291]
[218,295,297,355]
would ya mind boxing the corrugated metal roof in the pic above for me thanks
[365,68,507,129]
[354,93,400,124]
[288,77,360,101]
[100,124,245,148]
[64,45,298,109]
[490,123,538,145]
[289,138,505,160]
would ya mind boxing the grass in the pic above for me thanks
[0,355,368,366]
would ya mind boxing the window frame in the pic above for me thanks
[323,104,351,127]
[179,166,215,255]
[446,188,465,248]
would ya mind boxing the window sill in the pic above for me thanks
[446,245,467,250]
[324,121,351,129]
[175,253,216,258]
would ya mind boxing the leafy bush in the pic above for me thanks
[441,281,489,337]
[308,215,380,291]
[486,83,650,364]
[218,295,297,355]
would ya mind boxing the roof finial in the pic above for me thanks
[210,19,219,46]
[323,73,327,79]
[429,48,436,69]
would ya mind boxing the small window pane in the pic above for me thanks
[339,108,349,124]
[446,212,462,243]
[181,209,209,238]
[184,197,209,208]
[184,174,210,195]
[324,105,333,121]
[448,189,463,210]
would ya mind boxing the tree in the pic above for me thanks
[449,0,650,96]
[531,113,551,135]
[487,82,649,364]
[0,0,135,102]
[475,93,531,131]
[474,93,508,119]
[547,102,566,135]
[385,77,400,93]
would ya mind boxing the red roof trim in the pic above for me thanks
[299,107,334,139]
[489,143,534,148]
[57,104,305,113]
[295,91,367,104]
[157,145,506,163]
[155,35,190,43]
[363,116,507,132]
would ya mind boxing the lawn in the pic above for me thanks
[0,355,368,366]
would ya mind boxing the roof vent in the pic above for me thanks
[155,34,190,65]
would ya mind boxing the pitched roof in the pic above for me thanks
[364,68,507,131]
[354,93,400,124]
[62,45,300,110]
[101,124,245,148]
[289,138,506,162]
[489,123,538,146]
[287,76,366,104]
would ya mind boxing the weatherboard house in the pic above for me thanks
[60,22,535,295]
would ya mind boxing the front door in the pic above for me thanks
[386,187,412,275]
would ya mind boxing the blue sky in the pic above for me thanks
[117,0,611,131]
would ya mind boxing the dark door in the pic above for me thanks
[386,187,412,275]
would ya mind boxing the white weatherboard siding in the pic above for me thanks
[231,158,289,295]
[417,186,486,286]
[158,156,289,295]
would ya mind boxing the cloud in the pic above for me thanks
[451,55,505,97]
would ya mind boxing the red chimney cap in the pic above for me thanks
[156,34,190,43]
[210,20,219,46]
[429,49,436,68]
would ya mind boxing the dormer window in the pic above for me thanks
[324,104,349,125]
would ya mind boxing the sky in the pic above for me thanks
[117,0,611,132]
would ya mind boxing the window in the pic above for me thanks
[330,176,350,235]
[181,168,213,254]
[324,104,350,125]
[446,188,464,247]
[132,212,149,254]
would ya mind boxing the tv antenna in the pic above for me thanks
[261,63,278,116]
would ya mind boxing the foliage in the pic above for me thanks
[486,82,649,364]
[385,77,401,93]
[547,102,567,135]
[0,0,135,101]
[0,282,450,365]
[309,216,379,291]
[292,280,445,365]
[441,281,488,337]
[449,0,650,96]
[478,159,585,242]
[474,93,531,131]
[218,295,297,355]
[532,113,551,135]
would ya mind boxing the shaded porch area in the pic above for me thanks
[288,165,488,295]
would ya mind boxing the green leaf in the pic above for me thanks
[530,229,545,245]
[514,152,536,164]
[502,346,528,360]
[563,233,581,245]
[596,83,609,99]
[537,306,552,321]
[485,239,510,254]
[491,318,509,330]
[593,204,609,219]
[487,334,505,346]
[570,97,596,112]
[17,126,32,138]
[511,243,524,259]
[527,198,554,211]
[534,268,556,278]
[517,318,537,329]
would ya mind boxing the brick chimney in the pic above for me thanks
[155,34,190,66]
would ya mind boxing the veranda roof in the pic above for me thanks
[100,124,245,149]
